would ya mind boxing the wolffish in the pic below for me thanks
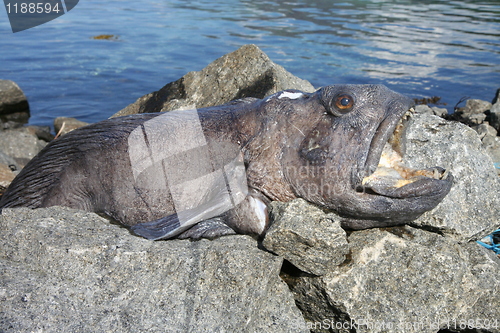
[0,85,453,239]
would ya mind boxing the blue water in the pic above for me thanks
[0,0,499,128]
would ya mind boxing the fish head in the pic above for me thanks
[277,84,453,229]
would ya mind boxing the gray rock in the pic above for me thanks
[0,80,30,126]
[0,151,18,188]
[493,88,500,104]
[455,99,492,125]
[0,151,18,189]
[482,136,500,176]
[0,128,46,166]
[402,114,500,241]
[414,105,448,117]
[0,207,307,333]
[468,112,487,125]
[414,104,433,115]
[54,117,89,137]
[0,163,16,189]
[473,123,498,140]
[460,98,492,115]
[431,106,448,117]
[472,124,500,175]
[489,102,500,132]
[0,150,19,170]
[112,44,315,117]
[24,125,54,142]
[263,199,349,276]
[289,227,500,333]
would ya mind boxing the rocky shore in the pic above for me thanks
[1,45,499,333]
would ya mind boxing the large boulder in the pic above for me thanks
[0,207,307,333]
[112,44,315,117]
[0,80,30,127]
[263,199,349,276]
[403,114,500,240]
[289,226,500,333]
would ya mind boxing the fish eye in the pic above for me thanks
[334,94,355,113]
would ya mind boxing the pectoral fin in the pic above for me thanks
[177,218,237,240]
[130,213,181,240]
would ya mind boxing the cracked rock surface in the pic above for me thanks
[0,207,307,333]
[403,114,500,241]
[288,226,500,333]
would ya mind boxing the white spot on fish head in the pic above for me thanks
[264,91,304,103]
[277,91,304,100]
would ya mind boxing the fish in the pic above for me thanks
[0,85,453,240]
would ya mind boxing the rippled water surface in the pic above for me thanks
[0,0,499,127]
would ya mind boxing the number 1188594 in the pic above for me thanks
[5,2,61,14]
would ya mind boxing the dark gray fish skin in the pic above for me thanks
[0,85,453,239]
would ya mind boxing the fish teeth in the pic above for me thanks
[388,109,413,156]
[433,168,440,179]
[394,108,414,133]
[403,108,415,121]
[429,167,449,180]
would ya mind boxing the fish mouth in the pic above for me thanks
[357,107,451,198]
